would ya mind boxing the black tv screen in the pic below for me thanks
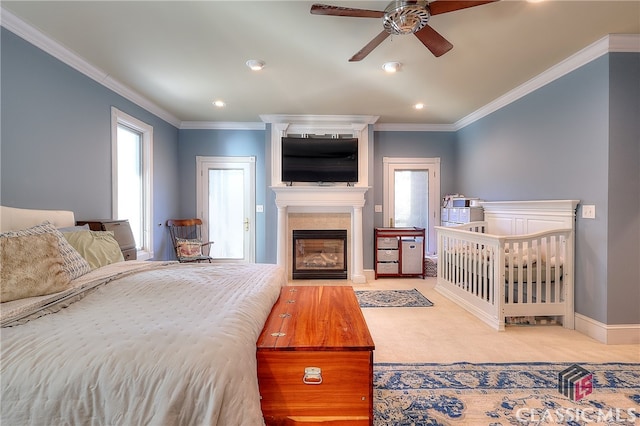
[281,137,358,183]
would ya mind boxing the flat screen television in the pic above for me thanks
[281,137,358,183]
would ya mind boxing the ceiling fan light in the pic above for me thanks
[383,1,430,35]
[382,62,402,73]
[246,59,265,71]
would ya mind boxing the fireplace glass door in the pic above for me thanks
[292,230,347,279]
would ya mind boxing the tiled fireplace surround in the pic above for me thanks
[264,114,377,284]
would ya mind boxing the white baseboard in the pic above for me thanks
[575,313,640,345]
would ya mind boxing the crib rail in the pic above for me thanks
[436,224,574,331]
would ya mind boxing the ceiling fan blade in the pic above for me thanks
[310,4,384,18]
[349,31,391,62]
[428,0,498,16]
[413,25,453,57]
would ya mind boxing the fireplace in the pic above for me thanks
[292,230,347,280]
[272,186,369,283]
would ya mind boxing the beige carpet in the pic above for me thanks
[287,276,640,364]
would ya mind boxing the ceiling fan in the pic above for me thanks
[310,0,498,61]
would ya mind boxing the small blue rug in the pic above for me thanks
[374,362,640,425]
[355,289,433,308]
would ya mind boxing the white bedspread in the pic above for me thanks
[1,262,285,425]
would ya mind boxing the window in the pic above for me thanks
[111,107,153,260]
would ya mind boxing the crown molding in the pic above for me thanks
[1,7,182,128]
[180,121,266,130]
[374,123,456,132]
[454,34,640,130]
[260,114,379,125]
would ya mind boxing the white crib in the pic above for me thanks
[435,200,579,331]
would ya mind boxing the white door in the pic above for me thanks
[196,156,255,262]
[383,157,440,254]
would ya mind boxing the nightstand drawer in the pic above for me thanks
[122,248,137,261]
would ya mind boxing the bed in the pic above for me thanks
[0,206,286,425]
[435,200,579,331]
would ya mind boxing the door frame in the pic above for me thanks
[196,156,256,263]
[382,157,441,254]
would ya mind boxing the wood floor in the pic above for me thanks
[287,276,640,364]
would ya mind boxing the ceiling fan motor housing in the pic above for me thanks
[383,0,431,35]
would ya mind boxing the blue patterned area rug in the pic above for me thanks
[355,289,433,308]
[374,362,640,425]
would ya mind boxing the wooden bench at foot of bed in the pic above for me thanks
[257,286,375,425]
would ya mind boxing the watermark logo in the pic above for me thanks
[558,364,593,401]
[514,365,637,423]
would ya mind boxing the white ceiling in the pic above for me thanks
[2,1,639,127]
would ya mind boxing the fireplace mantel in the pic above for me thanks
[273,186,368,209]
[272,186,370,283]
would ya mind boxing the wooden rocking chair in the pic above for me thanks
[167,218,214,263]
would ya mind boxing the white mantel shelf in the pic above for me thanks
[272,186,369,209]
[272,186,370,284]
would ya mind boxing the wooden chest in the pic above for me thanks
[257,286,375,425]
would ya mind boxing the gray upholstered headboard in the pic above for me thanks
[0,206,75,232]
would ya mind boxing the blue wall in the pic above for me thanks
[2,26,638,325]
[455,54,640,324]
[1,28,180,259]
[373,130,458,224]
[176,129,270,263]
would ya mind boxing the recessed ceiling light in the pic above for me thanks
[246,59,265,71]
[213,100,225,107]
[382,61,402,73]
[414,103,425,110]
